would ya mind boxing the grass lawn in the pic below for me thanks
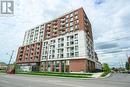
[16,72,93,78]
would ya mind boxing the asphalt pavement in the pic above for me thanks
[0,73,130,87]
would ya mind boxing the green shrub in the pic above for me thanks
[0,70,6,73]
[16,72,93,78]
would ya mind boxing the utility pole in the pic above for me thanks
[6,50,14,73]
[120,48,124,69]
[126,52,129,59]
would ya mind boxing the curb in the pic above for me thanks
[100,73,113,78]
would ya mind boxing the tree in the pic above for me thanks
[103,63,110,73]
[125,62,130,70]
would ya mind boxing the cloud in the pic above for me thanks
[96,42,118,50]
[94,0,105,5]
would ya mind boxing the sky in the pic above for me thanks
[0,0,130,67]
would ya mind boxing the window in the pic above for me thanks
[67,36,69,41]
[75,11,78,15]
[70,13,73,17]
[75,52,79,57]
[58,39,60,43]
[49,55,51,59]
[57,54,59,58]
[66,23,68,27]
[75,20,79,24]
[70,53,74,57]
[61,49,64,53]
[58,49,60,53]
[61,38,64,41]
[67,42,69,46]
[52,50,55,54]
[75,25,79,30]
[70,22,73,26]
[52,45,55,49]
[67,53,69,57]
[58,44,60,47]
[51,40,55,44]
[75,46,78,51]
[58,38,64,43]
[70,17,73,22]
[70,26,73,31]
[70,47,74,52]
[66,28,68,32]
[70,41,74,45]
[75,40,78,44]
[70,35,74,39]
[52,55,54,58]
[49,50,51,53]
[61,43,64,47]
[66,19,68,23]
[67,48,69,52]
[60,54,64,58]
[66,15,69,19]
[75,34,78,39]
[75,15,78,19]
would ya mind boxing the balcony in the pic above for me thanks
[60,22,65,25]
[53,25,57,28]
[30,55,33,57]
[47,24,51,27]
[60,18,65,22]
[34,58,39,62]
[46,36,50,39]
[53,29,57,32]
[41,25,44,28]
[46,28,51,32]
[20,50,23,53]
[53,21,57,25]
[35,53,39,57]
[19,54,23,57]
[47,31,51,34]
[19,58,22,62]
[31,32,34,35]
[30,59,33,62]
[19,56,22,59]
[25,55,28,58]
[60,26,66,30]
[52,33,57,37]
[75,15,78,19]
[60,31,65,35]
[25,59,29,62]
[20,49,23,52]
[36,49,39,52]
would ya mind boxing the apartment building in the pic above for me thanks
[16,24,44,71]
[40,7,101,72]
[23,24,45,45]
[94,52,102,71]
[16,7,102,72]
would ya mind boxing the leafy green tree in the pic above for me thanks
[125,62,130,70]
[103,63,110,73]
